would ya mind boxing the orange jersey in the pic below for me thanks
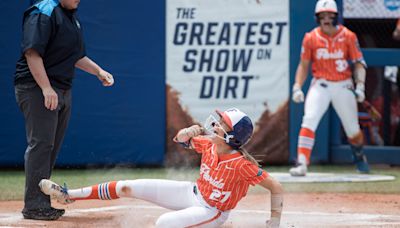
[191,136,268,211]
[301,25,366,81]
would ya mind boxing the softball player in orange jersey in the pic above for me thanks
[39,108,284,228]
[290,0,370,176]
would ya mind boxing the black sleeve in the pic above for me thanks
[21,12,52,57]
[80,37,87,59]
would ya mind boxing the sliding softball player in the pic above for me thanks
[39,108,283,228]
[290,0,370,176]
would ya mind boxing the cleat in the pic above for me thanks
[351,145,370,174]
[289,164,307,176]
[354,154,370,174]
[39,179,75,205]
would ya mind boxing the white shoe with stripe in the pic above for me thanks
[289,164,307,176]
[39,179,75,205]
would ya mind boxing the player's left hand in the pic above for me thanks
[97,69,114,86]
[354,83,365,103]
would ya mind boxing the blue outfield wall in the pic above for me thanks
[0,0,165,167]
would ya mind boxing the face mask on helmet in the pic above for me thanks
[203,114,233,143]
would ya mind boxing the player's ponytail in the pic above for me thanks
[238,148,260,166]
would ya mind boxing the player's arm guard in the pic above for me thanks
[173,125,203,148]
[353,65,366,103]
[266,193,283,228]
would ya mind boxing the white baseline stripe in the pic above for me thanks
[1,205,400,224]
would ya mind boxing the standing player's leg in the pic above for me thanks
[290,80,331,176]
[331,80,370,173]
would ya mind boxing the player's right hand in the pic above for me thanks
[175,125,203,142]
[184,125,203,138]
[42,87,58,111]
[292,84,304,103]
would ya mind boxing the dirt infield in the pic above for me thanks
[0,193,399,227]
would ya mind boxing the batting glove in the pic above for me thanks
[292,84,304,103]
[354,83,365,103]
[175,125,203,142]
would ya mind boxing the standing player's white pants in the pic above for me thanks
[302,78,360,138]
[116,179,229,228]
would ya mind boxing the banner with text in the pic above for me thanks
[343,0,400,18]
[166,0,290,165]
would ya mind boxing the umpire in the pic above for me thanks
[14,0,114,220]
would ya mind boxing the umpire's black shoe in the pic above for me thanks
[22,207,65,220]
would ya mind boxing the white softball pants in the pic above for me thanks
[116,179,229,228]
[302,78,360,138]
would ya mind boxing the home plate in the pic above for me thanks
[269,172,396,183]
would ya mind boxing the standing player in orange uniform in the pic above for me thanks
[289,0,370,176]
[39,108,284,228]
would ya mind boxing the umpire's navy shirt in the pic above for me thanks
[15,0,86,90]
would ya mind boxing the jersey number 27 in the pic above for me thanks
[209,189,231,203]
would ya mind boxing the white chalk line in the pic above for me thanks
[1,204,400,226]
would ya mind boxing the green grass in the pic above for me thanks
[1,165,399,201]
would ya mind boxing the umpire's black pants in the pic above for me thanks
[15,83,71,210]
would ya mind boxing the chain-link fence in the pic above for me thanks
[342,0,400,48]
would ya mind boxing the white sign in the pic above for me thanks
[166,0,289,123]
[344,0,400,18]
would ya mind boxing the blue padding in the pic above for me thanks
[0,0,165,167]
[362,48,400,66]
[331,145,400,165]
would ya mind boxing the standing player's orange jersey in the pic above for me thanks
[191,136,268,211]
[301,25,366,81]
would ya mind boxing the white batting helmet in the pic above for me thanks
[315,0,338,14]
[216,108,253,149]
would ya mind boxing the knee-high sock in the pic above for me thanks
[297,128,315,165]
[68,181,119,200]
